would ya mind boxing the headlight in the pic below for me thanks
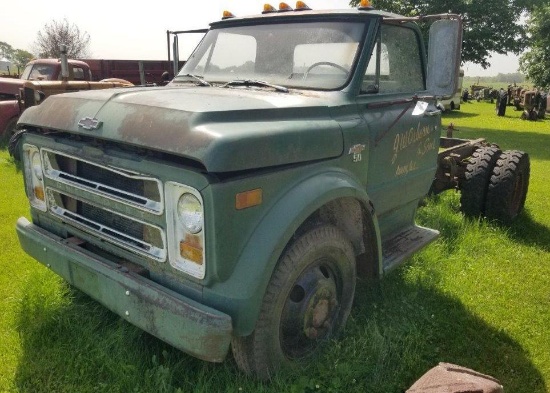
[177,193,203,234]
[31,150,43,180]
[22,144,47,211]
[166,183,205,279]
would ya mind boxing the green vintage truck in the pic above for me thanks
[12,1,529,379]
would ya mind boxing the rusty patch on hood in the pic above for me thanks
[19,96,83,132]
[117,104,212,157]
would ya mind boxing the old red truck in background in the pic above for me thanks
[8,57,174,84]
[0,57,177,141]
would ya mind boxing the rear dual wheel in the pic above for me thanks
[485,150,530,223]
[460,145,502,217]
[231,225,356,379]
[460,147,529,223]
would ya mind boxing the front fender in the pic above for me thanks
[0,100,20,137]
[204,169,382,336]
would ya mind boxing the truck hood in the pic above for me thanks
[18,86,344,172]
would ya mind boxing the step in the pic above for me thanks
[382,225,440,273]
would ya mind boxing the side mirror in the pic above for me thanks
[426,17,463,99]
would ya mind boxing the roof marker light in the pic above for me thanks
[222,10,236,19]
[278,2,293,11]
[295,1,311,10]
[263,3,277,13]
[358,0,374,10]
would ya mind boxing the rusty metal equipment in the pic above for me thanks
[520,90,546,120]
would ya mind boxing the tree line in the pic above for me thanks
[465,73,527,84]
[1,18,90,72]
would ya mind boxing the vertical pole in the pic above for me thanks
[167,31,172,77]
[139,61,145,85]
[60,45,69,81]
[173,35,179,77]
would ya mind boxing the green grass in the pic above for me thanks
[0,101,549,392]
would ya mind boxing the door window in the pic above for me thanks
[362,24,424,94]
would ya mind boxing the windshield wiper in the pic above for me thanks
[222,79,289,93]
[176,73,211,86]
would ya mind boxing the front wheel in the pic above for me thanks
[231,225,356,379]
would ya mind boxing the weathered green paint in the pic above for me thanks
[16,217,232,362]
[203,165,382,334]
[18,88,344,173]
[14,7,462,365]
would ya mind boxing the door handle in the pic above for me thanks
[424,109,441,117]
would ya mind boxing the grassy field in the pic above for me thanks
[0,101,549,392]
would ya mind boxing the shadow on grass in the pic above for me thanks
[14,266,546,393]
[441,108,479,119]
[343,273,547,393]
[499,209,550,252]
[14,283,233,393]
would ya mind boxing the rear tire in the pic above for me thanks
[231,225,356,379]
[459,145,502,217]
[485,150,530,223]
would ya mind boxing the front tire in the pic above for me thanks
[231,225,356,379]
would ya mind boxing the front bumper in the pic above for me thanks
[16,217,233,363]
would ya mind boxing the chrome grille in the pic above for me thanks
[41,149,166,262]
[42,149,163,214]
[47,189,166,261]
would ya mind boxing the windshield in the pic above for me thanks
[177,20,366,90]
[21,63,56,81]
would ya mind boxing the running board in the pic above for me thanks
[382,225,440,273]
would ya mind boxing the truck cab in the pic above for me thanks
[0,59,92,140]
[13,1,465,379]
[19,58,92,81]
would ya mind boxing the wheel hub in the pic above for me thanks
[303,281,338,340]
[280,263,341,357]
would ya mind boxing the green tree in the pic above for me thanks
[349,0,546,68]
[34,18,91,58]
[0,41,14,60]
[519,5,550,89]
[12,49,34,69]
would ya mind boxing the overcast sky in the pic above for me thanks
[0,0,520,77]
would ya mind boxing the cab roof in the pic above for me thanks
[210,7,404,27]
[26,58,90,68]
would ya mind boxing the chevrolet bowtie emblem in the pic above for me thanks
[78,117,103,130]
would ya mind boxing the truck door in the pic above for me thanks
[357,22,441,235]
